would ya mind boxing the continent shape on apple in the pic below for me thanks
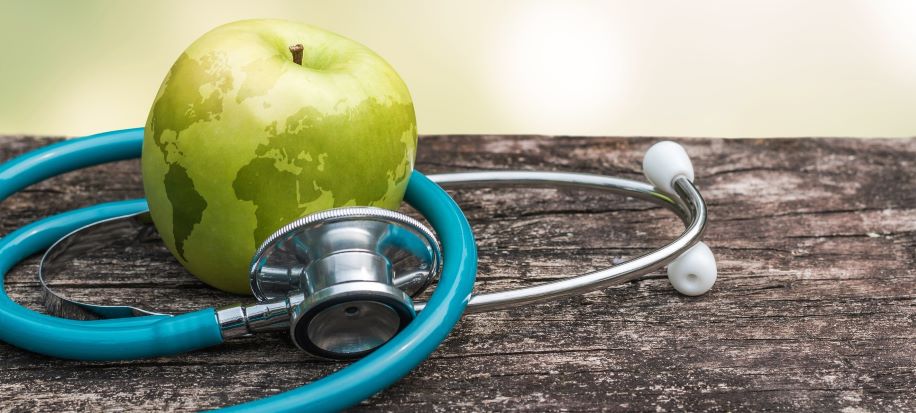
[142,19,417,294]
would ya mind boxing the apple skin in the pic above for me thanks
[142,19,417,294]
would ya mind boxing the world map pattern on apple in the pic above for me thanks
[143,50,415,293]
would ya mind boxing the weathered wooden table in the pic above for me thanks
[0,136,914,412]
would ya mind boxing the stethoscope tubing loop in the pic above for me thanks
[0,128,478,413]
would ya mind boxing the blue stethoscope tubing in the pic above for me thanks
[0,128,478,412]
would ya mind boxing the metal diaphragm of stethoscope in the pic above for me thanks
[0,129,715,411]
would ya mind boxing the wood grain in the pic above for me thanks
[0,135,914,412]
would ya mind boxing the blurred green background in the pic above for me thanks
[1,0,914,138]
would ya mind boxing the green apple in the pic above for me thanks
[142,19,417,294]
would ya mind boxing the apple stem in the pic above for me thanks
[289,44,304,65]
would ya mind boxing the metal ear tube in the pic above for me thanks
[44,205,427,359]
[411,141,716,313]
[39,205,443,360]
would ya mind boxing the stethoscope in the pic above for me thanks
[0,128,715,412]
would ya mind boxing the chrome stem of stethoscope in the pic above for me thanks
[37,141,716,360]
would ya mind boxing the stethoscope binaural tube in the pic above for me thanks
[0,128,478,412]
[419,169,709,313]
[0,198,223,357]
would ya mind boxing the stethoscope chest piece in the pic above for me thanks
[249,207,442,358]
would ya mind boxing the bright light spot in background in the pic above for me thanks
[862,1,916,74]
[488,2,629,134]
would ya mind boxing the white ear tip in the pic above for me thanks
[643,141,695,194]
[667,242,717,296]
